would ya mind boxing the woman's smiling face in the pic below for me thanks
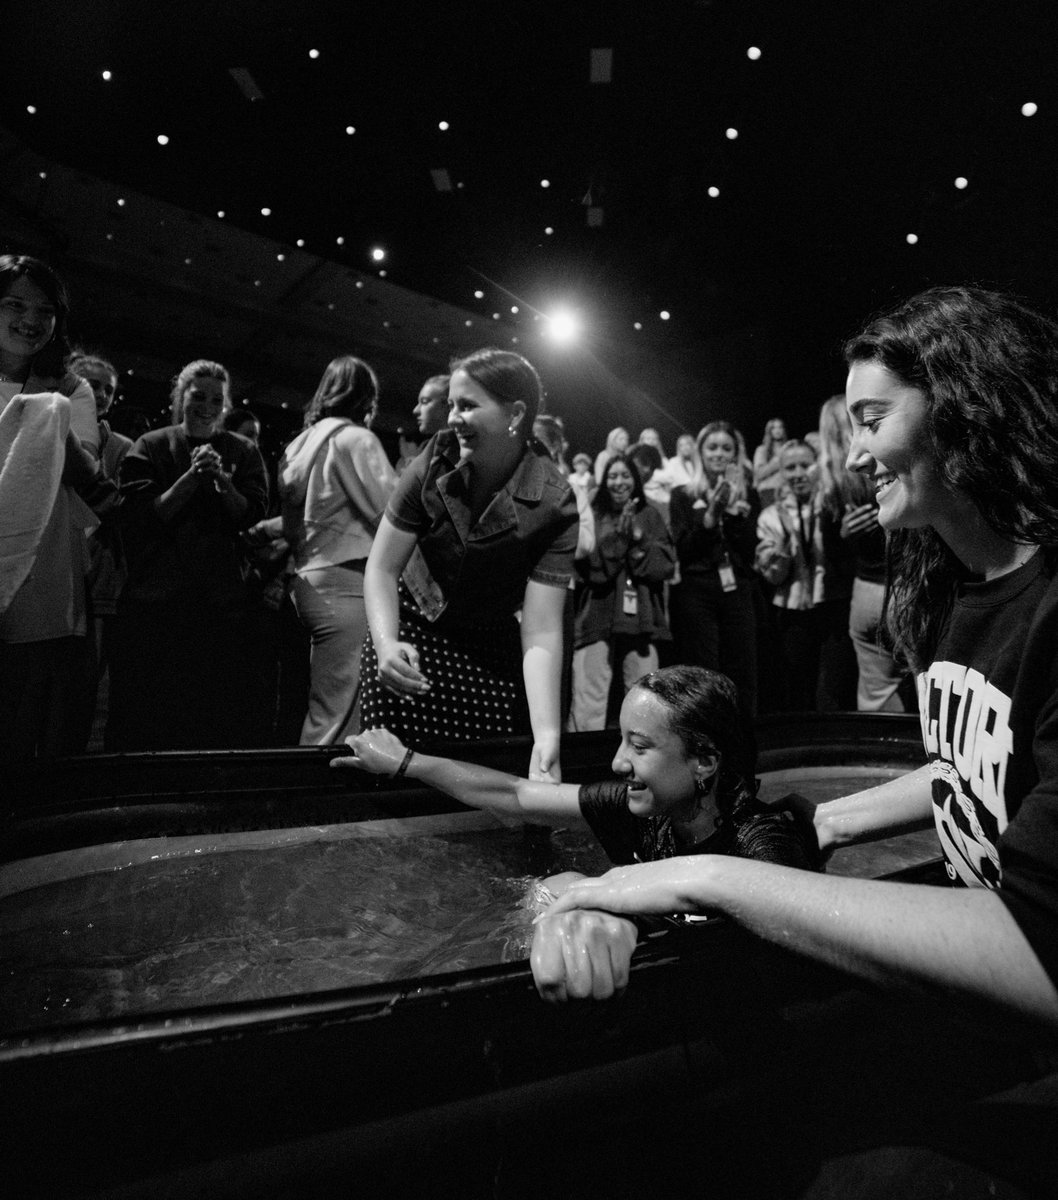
[447,367,517,460]
[0,276,57,371]
[845,360,954,532]
[605,459,635,507]
[700,431,736,478]
[180,375,226,437]
[610,688,706,819]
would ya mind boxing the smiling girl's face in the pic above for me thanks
[0,276,57,374]
[610,688,715,820]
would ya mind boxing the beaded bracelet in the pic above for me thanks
[395,747,415,777]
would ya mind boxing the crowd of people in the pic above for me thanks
[0,250,915,765]
[6,249,1058,1193]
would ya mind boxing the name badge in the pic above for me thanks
[623,584,639,615]
[718,559,737,592]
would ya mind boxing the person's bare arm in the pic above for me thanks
[544,854,1058,1025]
[335,727,585,823]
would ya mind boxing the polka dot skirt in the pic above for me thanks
[360,589,530,743]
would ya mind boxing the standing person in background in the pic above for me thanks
[109,359,269,750]
[752,417,788,509]
[594,426,629,483]
[361,348,578,781]
[0,255,102,759]
[412,373,450,438]
[276,355,397,744]
[665,432,697,489]
[222,407,261,447]
[818,393,911,712]
[568,453,675,731]
[668,421,761,743]
[68,350,132,750]
[755,439,857,710]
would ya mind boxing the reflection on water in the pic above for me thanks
[0,767,912,1036]
[0,820,610,1034]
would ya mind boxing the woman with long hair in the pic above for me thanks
[567,453,675,731]
[108,358,269,749]
[0,255,102,758]
[540,286,1058,1054]
[593,425,630,483]
[276,355,397,744]
[751,416,788,508]
[668,421,761,729]
[361,348,578,781]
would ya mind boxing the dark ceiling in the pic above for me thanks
[3,0,1058,451]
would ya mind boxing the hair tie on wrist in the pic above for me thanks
[395,747,415,777]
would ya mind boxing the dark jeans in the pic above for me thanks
[0,636,88,760]
[774,598,858,712]
[669,573,759,718]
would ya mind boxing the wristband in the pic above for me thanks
[394,747,415,777]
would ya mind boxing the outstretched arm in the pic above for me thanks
[334,726,586,825]
[543,854,1058,1026]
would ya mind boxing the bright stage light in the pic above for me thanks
[545,309,581,344]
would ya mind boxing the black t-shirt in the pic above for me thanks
[577,779,816,869]
[918,550,1058,986]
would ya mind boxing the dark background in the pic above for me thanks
[3,0,1057,458]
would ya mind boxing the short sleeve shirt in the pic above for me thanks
[386,432,578,624]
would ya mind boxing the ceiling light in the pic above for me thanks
[1022,102,1038,117]
[747,47,762,61]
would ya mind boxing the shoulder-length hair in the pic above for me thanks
[593,452,646,516]
[0,254,71,379]
[845,285,1058,670]
[449,347,543,436]
[170,359,231,424]
[303,354,378,428]
[687,421,749,506]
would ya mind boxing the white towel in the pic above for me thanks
[0,391,71,614]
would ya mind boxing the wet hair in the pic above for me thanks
[628,440,663,481]
[302,354,378,428]
[817,394,873,517]
[594,452,646,515]
[632,666,749,809]
[449,347,543,434]
[688,420,749,505]
[845,285,1058,669]
[0,254,71,378]
[170,359,231,424]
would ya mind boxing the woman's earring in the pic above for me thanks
[694,773,710,795]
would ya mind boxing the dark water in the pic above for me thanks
[0,767,908,1035]
[0,817,610,1034]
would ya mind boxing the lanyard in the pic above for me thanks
[795,500,816,569]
